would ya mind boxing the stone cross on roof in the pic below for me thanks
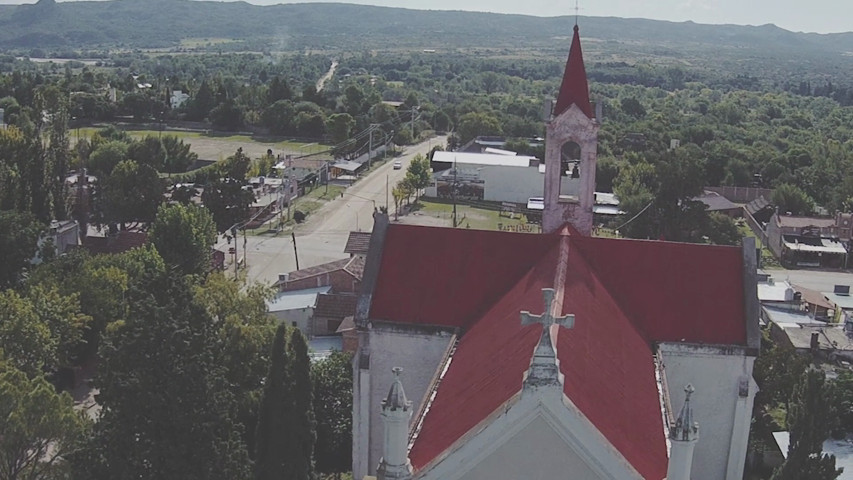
[520,288,575,389]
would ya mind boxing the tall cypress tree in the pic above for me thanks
[255,324,291,480]
[772,369,843,480]
[285,328,316,480]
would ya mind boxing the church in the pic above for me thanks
[351,24,760,480]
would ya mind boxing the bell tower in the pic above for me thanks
[543,24,599,235]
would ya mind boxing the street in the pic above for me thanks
[241,135,446,286]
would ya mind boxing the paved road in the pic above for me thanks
[241,136,446,286]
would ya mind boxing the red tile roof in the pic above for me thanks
[554,25,594,119]
[82,230,147,255]
[369,224,748,478]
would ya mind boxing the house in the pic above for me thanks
[823,285,853,322]
[312,292,358,336]
[694,191,742,218]
[756,276,796,308]
[81,227,147,255]
[768,316,853,363]
[266,285,331,334]
[745,196,774,225]
[170,90,189,109]
[793,284,834,320]
[275,256,364,294]
[766,212,849,268]
[354,25,758,480]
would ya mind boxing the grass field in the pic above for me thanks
[73,127,330,161]
[411,199,538,232]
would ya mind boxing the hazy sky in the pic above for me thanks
[0,0,849,34]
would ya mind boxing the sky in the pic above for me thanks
[0,0,849,34]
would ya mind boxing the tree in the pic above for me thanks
[404,153,431,202]
[706,212,742,246]
[772,369,843,480]
[267,76,293,104]
[127,135,166,170]
[88,140,129,178]
[326,113,355,145]
[194,273,276,455]
[82,274,251,480]
[102,160,163,227]
[162,135,198,174]
[262,100,295,136]
[285,328,316,480]
[255,325,291,480]
[149,203,217,275]
[773,183,815,216]
[0,360,89,480]
[621,97,646,118]
[457,112,502,144]
[210,98,245,131]
[312,351,353,479]
[201,178,255,233]
[0,210,44,289]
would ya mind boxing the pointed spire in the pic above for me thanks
[667,385,699,480]
[379,367,413,480]
[671,384,699,442]
[554,25,593,119]
[383,367,411,412]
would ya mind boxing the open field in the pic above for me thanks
[405,199,538,232]
[73,127,330,161]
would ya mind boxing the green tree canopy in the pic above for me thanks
[0,209,44,289]
[312,351,353,477]
[149,203,217,275]
[0,360,89,480]
[773,183,815,216]
[102,160,163,227]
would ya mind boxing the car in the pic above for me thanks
[393,161,403,170]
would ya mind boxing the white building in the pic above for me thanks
[170,90,190,109]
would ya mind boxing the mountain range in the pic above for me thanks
[1,0,851,56]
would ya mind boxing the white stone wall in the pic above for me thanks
[457,415,603,480]
[269,308,313,337]
[659,343,756,480]
[360,326,454,477]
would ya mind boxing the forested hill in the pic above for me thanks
[0,0,852,55]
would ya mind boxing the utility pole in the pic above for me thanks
[291,232,300,270]
[410,106,417,140]
[386,174,389,212]
[368,124,379,169]
[242,228,247,270]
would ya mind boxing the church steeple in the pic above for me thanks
[554,25,593,119]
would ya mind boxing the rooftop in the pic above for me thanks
[432,151,537,168]
[368,223,749,478]
[344,231,372,256]
[776,215,836,229]
[313,293,358,319]
[266,286,330,312]
[276,256,364,286]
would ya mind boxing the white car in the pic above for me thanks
[393,161,403,170]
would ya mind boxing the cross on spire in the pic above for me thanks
[574,0,580,26]
[520,288,575,388]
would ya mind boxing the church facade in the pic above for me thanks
[351,25,759,480]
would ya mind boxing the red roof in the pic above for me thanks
[369,224,748,478]
[554,25,594,119]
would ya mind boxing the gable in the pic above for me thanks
[456,416,604,480]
